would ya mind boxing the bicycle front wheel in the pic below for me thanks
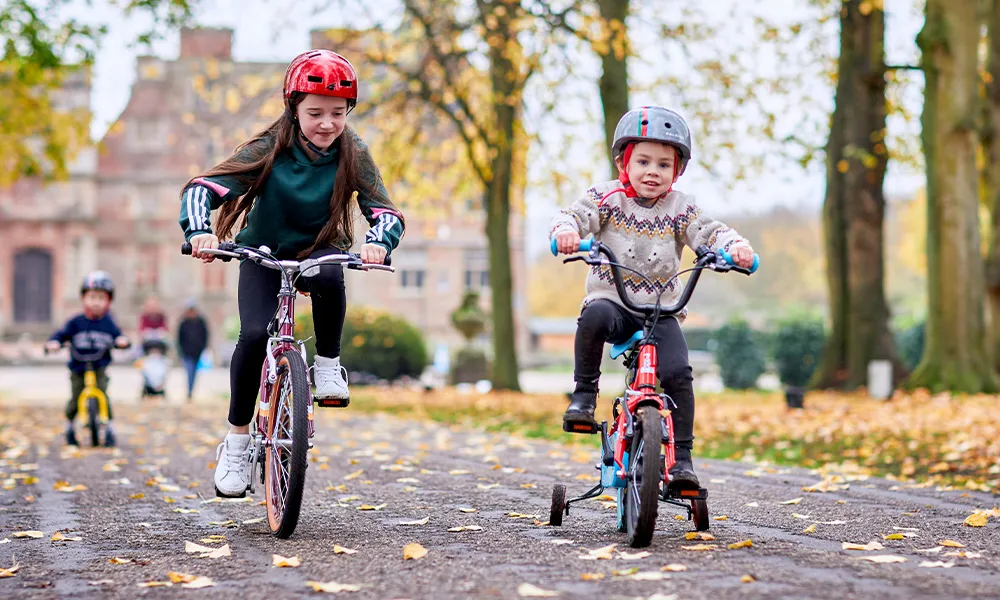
[624,407,663,547]
[264,350,310,538]
[87,397,100,447]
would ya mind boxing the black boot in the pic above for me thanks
[103,425,117,448]
[668,444,699,490]
[562,382,598,434]
[65,423,79,447]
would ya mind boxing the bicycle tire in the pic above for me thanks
[624,407,662,547]
[87,396,100,448]
[264,350,310,538]
[691,498,710,531]
[549,484,566,526]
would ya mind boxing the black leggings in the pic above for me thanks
[575,299,696,448]
[229,248,347,426]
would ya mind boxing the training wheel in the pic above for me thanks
[550,484,566,526]
[691,497,709,531]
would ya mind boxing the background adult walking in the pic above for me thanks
[177,300,210,402]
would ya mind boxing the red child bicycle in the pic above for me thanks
[181,241,393,538]
[548,239,757,547]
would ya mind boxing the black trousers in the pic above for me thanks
[574,299,695,448]
[229,248,347,426]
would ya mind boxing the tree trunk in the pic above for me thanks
[597,0,630,179]
[985,0,1000,371]
[813,1,904,389]
[907,0,999,392]
[481,0,522,391]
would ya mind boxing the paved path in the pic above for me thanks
[1,398,997,599]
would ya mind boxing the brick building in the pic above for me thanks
[0,27,527,358]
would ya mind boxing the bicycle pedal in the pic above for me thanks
[562,421,599,434]
[315,397,350,408]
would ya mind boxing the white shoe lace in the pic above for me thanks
[216,440,248,477]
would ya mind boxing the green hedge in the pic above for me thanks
[296,306,428,381]
[713,318,767,390]
[771,315,826,388]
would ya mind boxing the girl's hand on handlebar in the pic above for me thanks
[360,243,387,264]
[189,233,219,263]
[555,230,581,255]
[45,340,61,353]
[729,243,756,269]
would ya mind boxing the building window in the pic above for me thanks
[464,269,489,289]
[400,269,425,289]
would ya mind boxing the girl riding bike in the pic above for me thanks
[179,49,405,498]
[549,106,755,492]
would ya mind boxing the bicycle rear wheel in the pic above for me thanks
[87,397,100,448]
[264,350,310,538]
[624,407,663,547]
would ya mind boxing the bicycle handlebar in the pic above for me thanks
[180,242,394,273]
[550,236,758,274]
[46,340,130,362]
[555,240,759,316]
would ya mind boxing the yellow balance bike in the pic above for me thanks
[49,343,121,447]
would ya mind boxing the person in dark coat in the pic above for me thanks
[177,301,210,401]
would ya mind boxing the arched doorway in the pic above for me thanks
[13,248,53,323]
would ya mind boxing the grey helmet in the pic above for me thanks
[81,270,115,299]
[612,106,692,176]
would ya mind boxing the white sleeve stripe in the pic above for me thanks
[198,186,209,230]
[185,188,196,230]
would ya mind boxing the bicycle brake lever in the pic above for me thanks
[562,256,588,265]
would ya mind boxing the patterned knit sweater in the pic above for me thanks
[549,180,749,317]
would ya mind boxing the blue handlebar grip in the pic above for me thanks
[550,237,594,256]
[721,250,760,274]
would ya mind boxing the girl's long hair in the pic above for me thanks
[185,92,397,259]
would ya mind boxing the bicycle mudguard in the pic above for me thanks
[610,330,643,360]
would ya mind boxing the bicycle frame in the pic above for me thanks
[254,270,315,445]
[78,364,110,422]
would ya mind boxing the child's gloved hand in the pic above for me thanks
[554,230,582,254]
[114,336,131,349]
[45,340,61,353]
[729,243,756,269]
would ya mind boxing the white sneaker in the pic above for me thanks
[314,355,350,400]
[214,433,251,497]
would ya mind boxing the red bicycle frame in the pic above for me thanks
[611,342,675,484]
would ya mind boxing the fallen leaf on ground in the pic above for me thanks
[108,558,132,564]
[741,574,756,583]
[883,533,905,541]
[53,481,87,492]
[803,524,817,534]
[780,498,803,505]
[403,543,428,560]
[88,579,113,585]
[744,502,759,507]
[333,545,358,555]
[517,583,559,597]
[205,545,231,559]
[964,513,988,527]
[51,532,82,542]
[447,525,483,532]
[628,571,668,581]
[915,547,943,553]
[242,517,265,525]
[357,503,387,511]
[12,531,44,539]
[272,554,301,568]
[618,551,651,560]
[305,581,362,593]
[580,573,605,581]
[919,561,955,568]
[399,517,430,526]
[459,508,478,513]
[680,544,717,551]
[137,581,173,588]
[168,572,197,583]
[448,469,471,475]
[859,555,907,563]
[939,540,965,548]
[685,532,714,541]
[842,541,884,551]
[325,483,348,492]
[945,551,982,558]
[477,483,500,490]
[129,493,145,500]
[728,539,754,550]
[578,544,616,560]
[661,564,688,572]
[343,470,364,480]
[173,509,198,514]
[713,515,728,521]
[185,542,214,554]
[0,565,18,578]
[611,567,639,576]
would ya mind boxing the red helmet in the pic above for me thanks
[283,49,358,106]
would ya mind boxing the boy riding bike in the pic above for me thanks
[549,106,755,490]
[179,49,405,498]
[45,271,130,447]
